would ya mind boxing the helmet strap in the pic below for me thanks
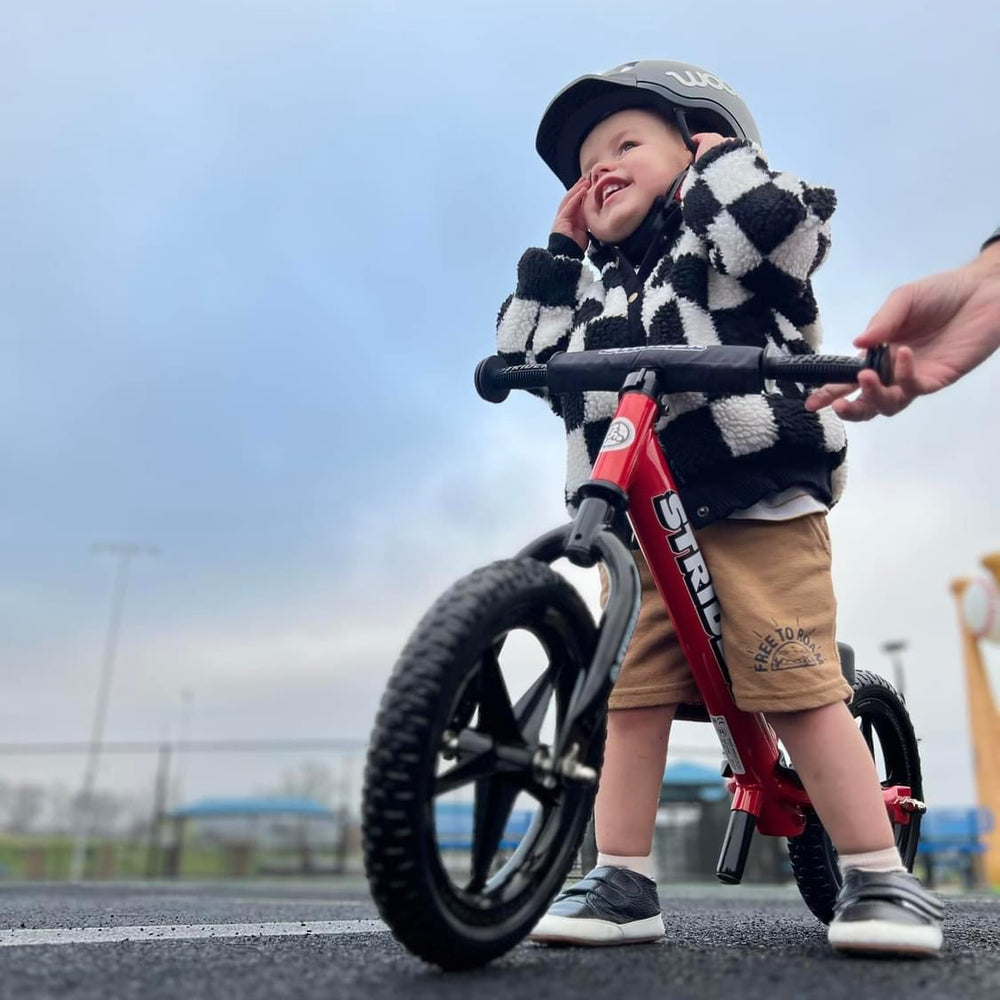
[673,109,699,155]
[665,166,689,204]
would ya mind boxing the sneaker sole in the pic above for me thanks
[828,919,942,957]
[529,914,665,946]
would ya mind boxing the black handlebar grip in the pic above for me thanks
[474,355,548,403]
[760,347,893,387]
[866,345,892,386]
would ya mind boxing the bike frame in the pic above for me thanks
[572,374,916,873]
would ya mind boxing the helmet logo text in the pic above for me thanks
[663,69,736,96]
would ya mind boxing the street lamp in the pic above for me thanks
[880,640,908,701]
[69,542,157,881]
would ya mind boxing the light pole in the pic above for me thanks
[69,542,157,881]
[880,640,908,702]
[173,688,194,810]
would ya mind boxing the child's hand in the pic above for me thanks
[690,132,728,162]
[551,177,591,250]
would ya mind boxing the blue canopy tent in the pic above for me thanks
[162,796,336,877]
[660,760,727,803]
[172,796,333,819]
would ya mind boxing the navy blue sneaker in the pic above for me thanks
[828,869,943,956]
[529,866,664,946]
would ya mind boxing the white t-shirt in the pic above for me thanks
[727,487,828,522]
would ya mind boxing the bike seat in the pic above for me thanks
[674,702,711,723]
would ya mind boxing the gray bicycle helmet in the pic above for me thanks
[537,60,762,188]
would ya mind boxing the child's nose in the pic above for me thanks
[589,161,613,185]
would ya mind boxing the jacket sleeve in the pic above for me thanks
[679,140,835,329]
[496,234,604,411]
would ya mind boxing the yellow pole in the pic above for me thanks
[951,551,1000,886]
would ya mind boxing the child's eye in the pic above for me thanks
[619,141,637,154]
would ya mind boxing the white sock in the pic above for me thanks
[837,846,905,877]
[596,852,655,879]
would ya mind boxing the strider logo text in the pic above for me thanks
[653,490,725,667]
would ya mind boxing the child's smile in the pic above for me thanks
[594,177,630,210]
[578,108,692,245]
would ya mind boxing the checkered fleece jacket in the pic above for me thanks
[496,139,848,526]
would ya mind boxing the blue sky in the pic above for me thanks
[2,1,999,810]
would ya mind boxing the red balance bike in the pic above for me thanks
[362,345,924,970]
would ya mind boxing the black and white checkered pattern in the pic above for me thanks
[497,139,847,525]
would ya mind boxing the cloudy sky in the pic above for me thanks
[3,1,999,814]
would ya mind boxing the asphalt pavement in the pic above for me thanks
[0,879,997,1000]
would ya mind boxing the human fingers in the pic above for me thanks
[804,381,856,412]
[856,368,913,415]
[825,370,883,421]
[552,178,591,248]
[830,395,879,421]
[831,370,911,420]
[689,132,727,161]
[553,180,589,224]
[887,346,922,399]
[805,345,884,411]
[556,177,589,210]
[853,283,916,348]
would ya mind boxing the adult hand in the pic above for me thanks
[551,176,591,251]
[806,242,1000,420]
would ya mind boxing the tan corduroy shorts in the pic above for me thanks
[599,513,852,714]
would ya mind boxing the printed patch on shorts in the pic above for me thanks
[751,620,825,672]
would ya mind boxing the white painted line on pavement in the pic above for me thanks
[0,919,390,948]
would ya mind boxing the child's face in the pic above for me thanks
[578,108,692,245]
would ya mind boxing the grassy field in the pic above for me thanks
[0,835,234,879]
[0,834,356,880]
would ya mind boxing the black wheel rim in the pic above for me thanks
[818,687,922,883]
[852,694,921,862]
[426,604,593,916]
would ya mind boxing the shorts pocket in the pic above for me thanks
[801,513,832,559]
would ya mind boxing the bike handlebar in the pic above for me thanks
[474,345,891,403]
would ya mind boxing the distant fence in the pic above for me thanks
[916,807,994,889]
[0,738,726,881]
[0,739,367,879]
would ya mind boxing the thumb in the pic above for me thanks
[854,284,914,348]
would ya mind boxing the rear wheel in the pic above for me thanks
[787,669,923,924]
[362,558,603,969]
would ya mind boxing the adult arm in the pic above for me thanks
[805,236,1000,420]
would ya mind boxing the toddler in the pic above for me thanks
[496,59,942,957]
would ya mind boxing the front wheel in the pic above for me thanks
[786,669,923,924]
[362,558,603,969]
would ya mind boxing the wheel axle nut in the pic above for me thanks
[441,730,459,759]
[561,762,598,784]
